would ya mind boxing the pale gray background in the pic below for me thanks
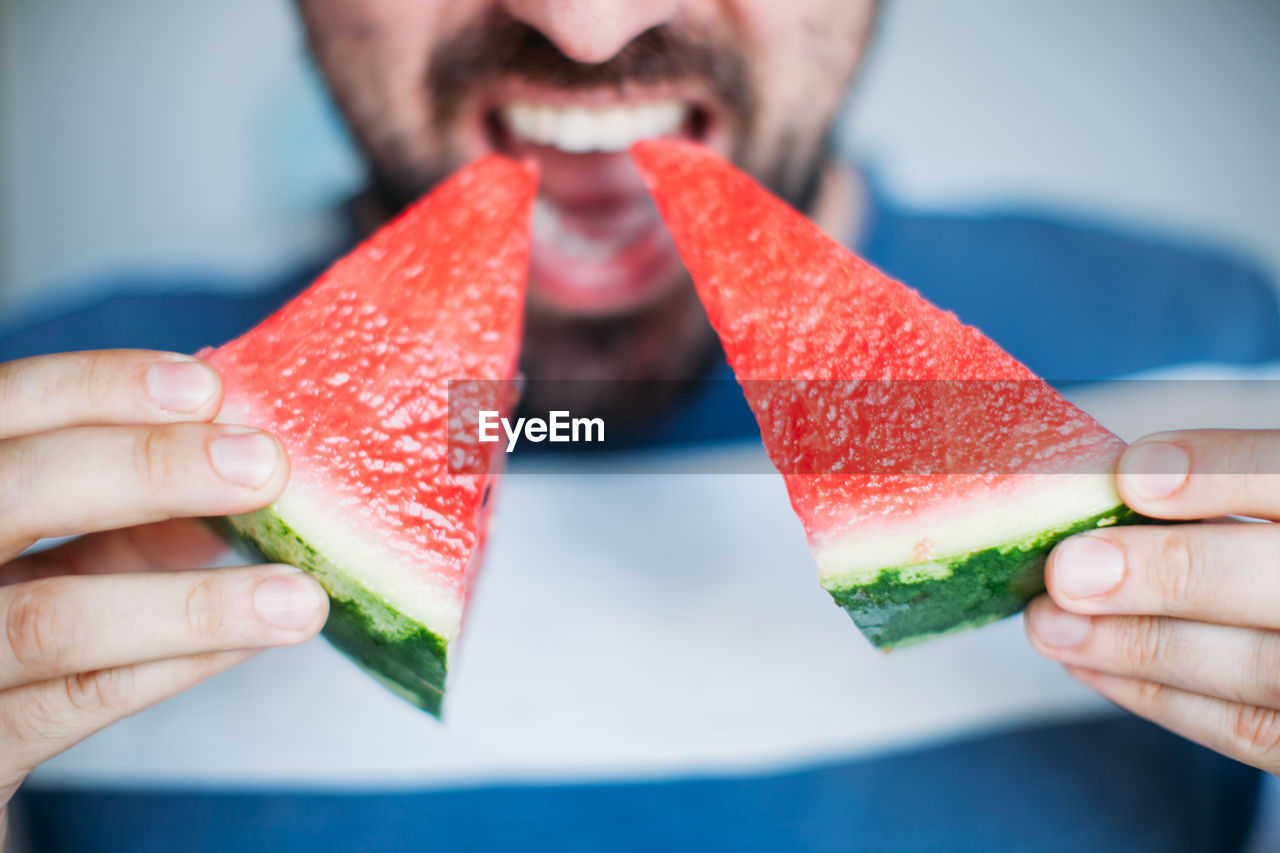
[1,0,1277,312]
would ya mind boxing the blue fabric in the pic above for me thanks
[4,186,1278,436]
[859,194,1280,382]
[6,183,1279,850]
[18,718,1259,852]
[598,185,1280,448]
[0,268,330,363]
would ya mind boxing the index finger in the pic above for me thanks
[0,350,222,439]
[1117,429,1280,521]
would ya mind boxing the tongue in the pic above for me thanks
[517,141,663,258]
[513,140,684,313]
[513,143,649,206]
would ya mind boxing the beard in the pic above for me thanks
[337,11,834,425]
[516,271,723,434]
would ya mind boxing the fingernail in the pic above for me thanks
[148,359,219,413]
[210,430,280,488]
[1029,603,1092,648]
[1119,441,1190,501]
[1053,535,1125,599]
[253,570,326,631]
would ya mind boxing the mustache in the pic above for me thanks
[371,14,820,224]
[427,12,755,131]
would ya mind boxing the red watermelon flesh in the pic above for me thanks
[203,155,537,713]
[632,139,1142,648]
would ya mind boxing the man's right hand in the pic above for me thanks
[0,350,329,832]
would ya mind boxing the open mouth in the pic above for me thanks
[479,86,721,315]
[494,97,708,153]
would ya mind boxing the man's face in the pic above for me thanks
[298,1,876,412]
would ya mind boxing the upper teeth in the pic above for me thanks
[502,100,686,153]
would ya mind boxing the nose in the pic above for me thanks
[498,0,679,64]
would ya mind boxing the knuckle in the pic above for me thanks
[1230,431,1272,478]
[0,693,44,746]
[1150,530,1203,609]
[1132,678,1169,711]
[1238,437,1279,506]
[184,576,226,640]
[0,440,39,542]
[1232,703,1280,764]
[0,364,17,430]
[188,651,232,674]
[131,428,173,489]
[1117,616,1166,675]
[4,582,75,672]
[78,351,118,413]
[1,677,83,747]
[64,666,133,715]
[1251,634,1280,708]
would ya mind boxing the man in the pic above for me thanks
[2,2,1278,849]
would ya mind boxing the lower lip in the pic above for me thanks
[527,211,684,315]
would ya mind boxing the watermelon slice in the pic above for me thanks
[632,139,1145,649]
[201,156,537,714]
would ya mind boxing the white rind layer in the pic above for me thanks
[813,474,1124,583]
[272,483,465,643]
[216,401,464,644]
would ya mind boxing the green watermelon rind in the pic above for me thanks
[821,505,1153,650]
[209,509,448,717]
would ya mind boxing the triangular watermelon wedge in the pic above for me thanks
[633,139,1145,649]
[201,156,537,714]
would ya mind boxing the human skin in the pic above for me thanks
[2,2,1278,841]
[0,351,330,841]
[1024,432,1280,773]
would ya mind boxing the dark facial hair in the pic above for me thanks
[354,12,833,424]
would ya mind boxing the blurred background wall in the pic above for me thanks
[1,0,1278,315]
[0,0,359,314]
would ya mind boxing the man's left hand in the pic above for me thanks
[1026,429,1280,772]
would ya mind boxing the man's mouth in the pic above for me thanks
[481,87,721,316]
[499,98,691,153]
